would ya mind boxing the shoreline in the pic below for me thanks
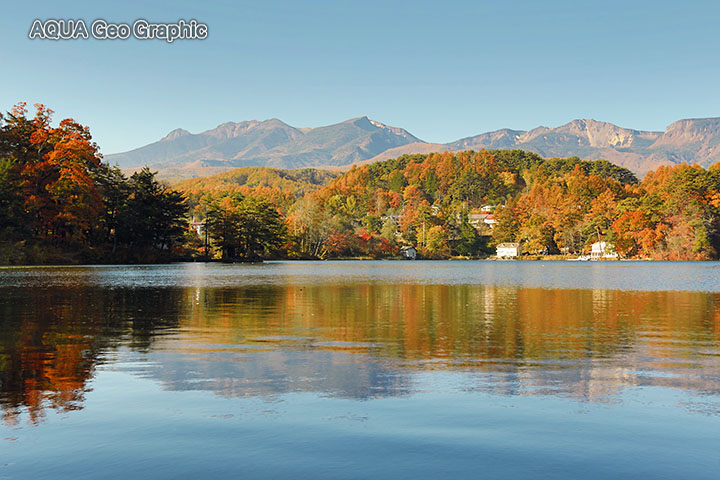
[1,256,709,268]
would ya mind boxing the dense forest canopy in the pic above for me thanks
[2,103,720,263]
[0,104,188,263]
[176,166,340,214]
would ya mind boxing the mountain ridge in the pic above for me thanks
[105,116,720,179]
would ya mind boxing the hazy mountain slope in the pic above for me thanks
[107,116,720,178]
[106,116,421,171]
[647,118,720,165]
[447,120,661,157]
[444,118,720,174]
[339,142,449,171]
[108,119,304,169]
[447,128,526,151]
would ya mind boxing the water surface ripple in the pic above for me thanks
[1,262,719,479]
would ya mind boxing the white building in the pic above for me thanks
[591,241,618,259]
[483,214,497,227]
[190,220,205,237]
[400,246,417,260]
[496,243,519,258]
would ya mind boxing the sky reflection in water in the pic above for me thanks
[1,262,719,479]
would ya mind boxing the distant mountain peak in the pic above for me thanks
[342,116,374,130]
[106,115,720,180]
[569,119,609,131]
[664,117,720,133]
[161,128,190,141]
[368,118,422,141]
[264,118,292,127]
[106,116,423,175]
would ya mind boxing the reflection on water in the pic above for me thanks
[0,287,184,425]
[1,262,720,479]
[2,264,719,425]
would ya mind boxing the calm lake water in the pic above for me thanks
[1,261,719,479]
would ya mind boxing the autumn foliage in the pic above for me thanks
[277,149,720,259]
[3,103,720,263]
[0,103,188,263]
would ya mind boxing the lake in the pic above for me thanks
[1,261,719,479]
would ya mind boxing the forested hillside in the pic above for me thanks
[3,103,720,264]
[294,149,719,259]
[175,166,339,213]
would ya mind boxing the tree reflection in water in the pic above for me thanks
[1,280,719,424]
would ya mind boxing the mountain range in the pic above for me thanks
[105,116,720,179]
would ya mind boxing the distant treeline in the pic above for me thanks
[2,104,720,264]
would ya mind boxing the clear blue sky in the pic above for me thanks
[2,0,718,154]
